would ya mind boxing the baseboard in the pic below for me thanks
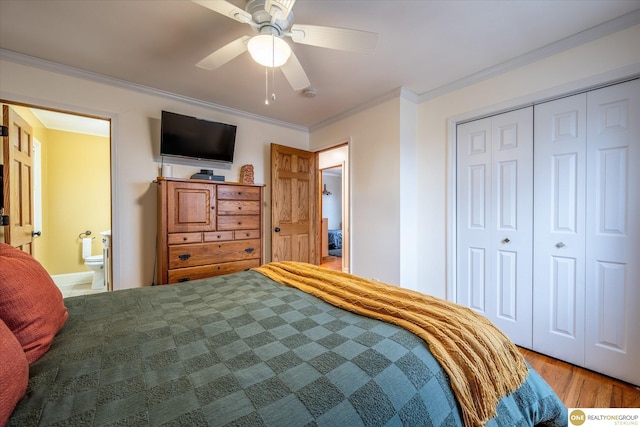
[52,272,93,287]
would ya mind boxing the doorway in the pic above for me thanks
[318,144,349,272]
[1,101,112,295]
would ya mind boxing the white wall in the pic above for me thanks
[3,23,638,293]
[311,23,640,298]
[321,173,342,229]
[0,59,309,289]
[311,97,401,284]
[399,96,418,289]
[417,24,640,299]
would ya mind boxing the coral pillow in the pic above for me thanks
[0,318,29,425]
[0,243,68,364]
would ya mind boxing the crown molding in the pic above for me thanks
[309,87,420,132]
[417,9,640,103]
[3,9,638,134]
[0,49,308,133]
[310,9,640,131]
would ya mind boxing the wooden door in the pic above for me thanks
[533,93,587,366]
[456,107,533,348]
[271,143,318,264]
[584,79,640,385]
[2,105,35,254]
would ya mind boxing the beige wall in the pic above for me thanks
[0,60,309,289]
[0,104,110,275]
[2,23,638,292]
[417,23,640,299]
[310,24,640,299]
[311,97,402,285]
[44,129,110,275]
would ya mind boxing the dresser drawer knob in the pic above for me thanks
[183,236,188,241]
[245,248,255,254]
[178,277,190,282]
[178,253,191,261]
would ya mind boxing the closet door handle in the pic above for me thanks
[501,238,510,244]
[556,242,566,248]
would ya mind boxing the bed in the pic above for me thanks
[327,229,342,257]
[1,245,566,427]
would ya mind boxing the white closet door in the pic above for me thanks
[457,108,533,347]
[533,93,587,366]
[585,79,640,385]
[457,117,492,316]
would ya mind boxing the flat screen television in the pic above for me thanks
[160,110,237,164]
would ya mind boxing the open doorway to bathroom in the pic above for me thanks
[1,101,112,297]
[318,143,349,273]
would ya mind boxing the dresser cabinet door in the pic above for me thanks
[167,181,216,233]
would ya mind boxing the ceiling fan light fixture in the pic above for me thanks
[247,34,291,67]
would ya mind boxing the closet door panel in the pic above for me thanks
[457,108,533,348]
[489,108,533,347]
[585,79,640,386]
[533,93,586,365]
[457,118,491,314]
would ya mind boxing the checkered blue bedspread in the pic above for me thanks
[8,270,566,426]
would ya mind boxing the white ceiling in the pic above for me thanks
[29,108,110,137]
[1,0,639,129]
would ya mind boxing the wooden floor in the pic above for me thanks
[320,256,342,271]
[318,259,640,408]
[519,347,640,408]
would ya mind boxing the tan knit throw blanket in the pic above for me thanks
[253,262,528,427]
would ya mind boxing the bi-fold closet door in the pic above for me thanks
[533,80,640,385]
[456,79,640,385]
[456,107,534,348]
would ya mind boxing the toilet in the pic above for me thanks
[82,231,110,289]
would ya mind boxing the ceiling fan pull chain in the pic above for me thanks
[271,35,277,102]
[265,67,269,105]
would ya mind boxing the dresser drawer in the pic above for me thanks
[218,215,260,230]
[167,259,261,284]
[217,200,260,215]
[203,231,234,242]
[217,185,261,200]
[168,232,202,245]
[168,240,261,269]
[234,230,260,240]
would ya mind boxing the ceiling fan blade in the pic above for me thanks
[290,24,378,52]
[280,51,310,91]
[192,0,253,24]
[265,0,296,22]
[196,35,250,70]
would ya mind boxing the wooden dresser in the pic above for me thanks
[156,177,264,285]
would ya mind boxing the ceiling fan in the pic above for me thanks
[193,0,378,92]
